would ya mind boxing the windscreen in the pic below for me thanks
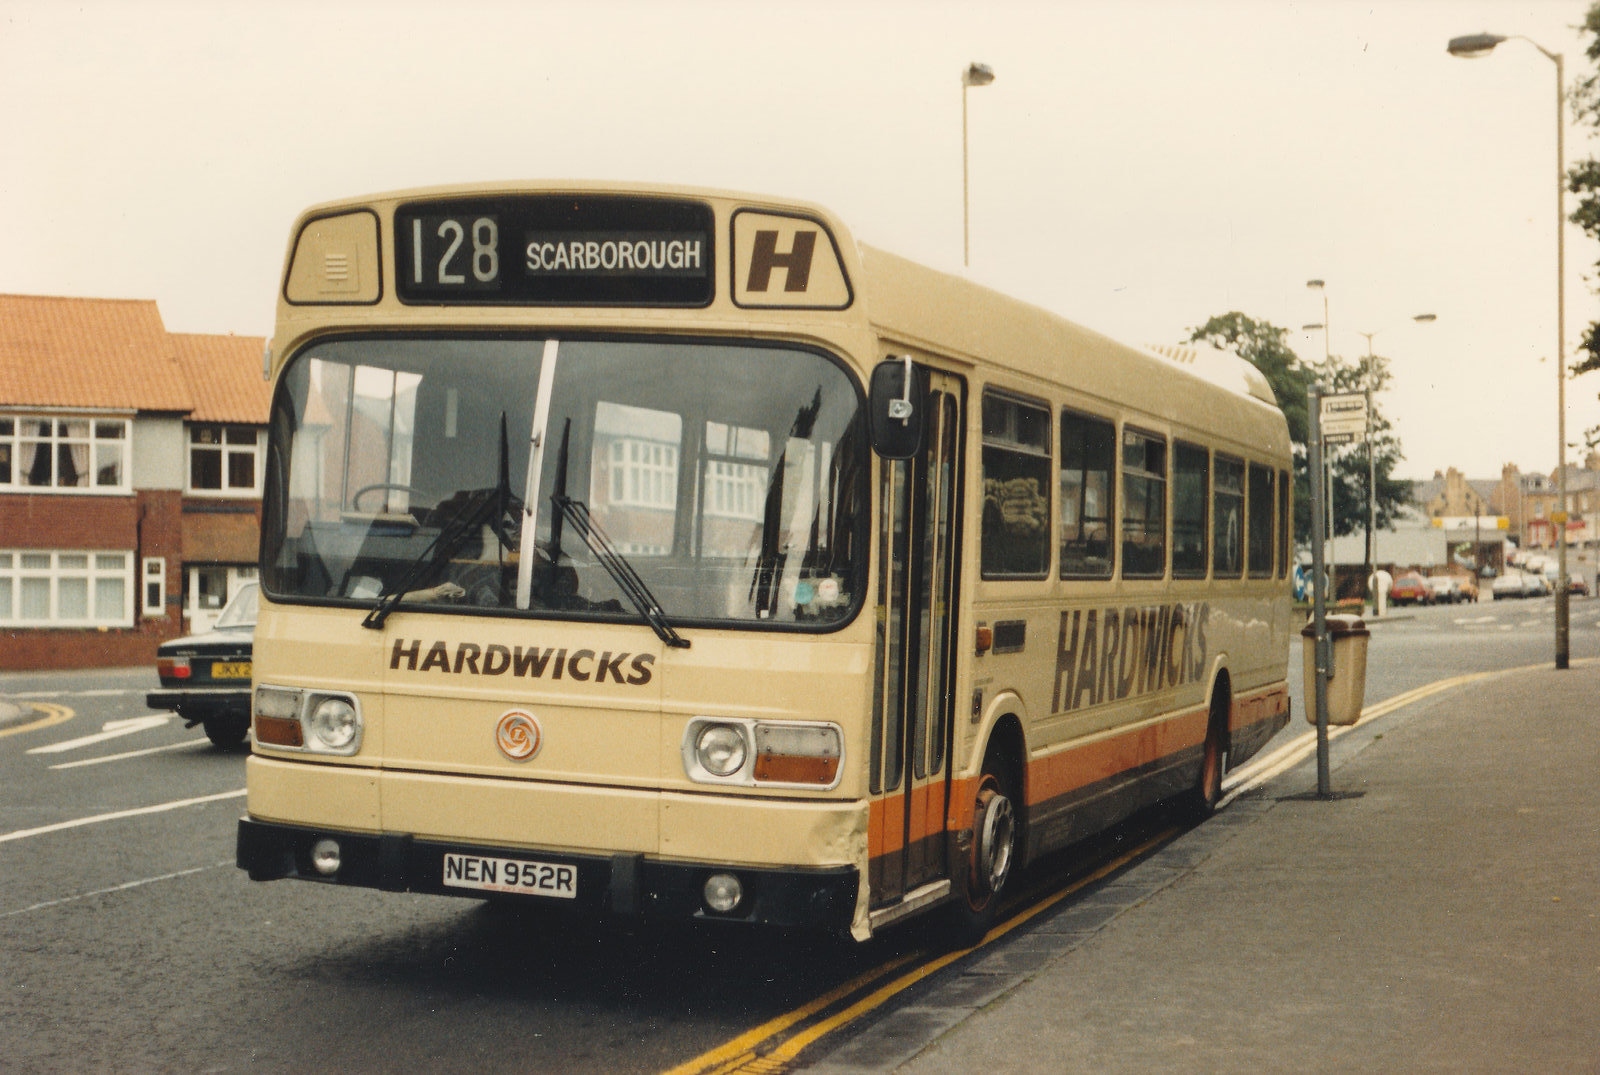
[262,337,866,629]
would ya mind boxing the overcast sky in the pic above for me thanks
[2,0,1595,481]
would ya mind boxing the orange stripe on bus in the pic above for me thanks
[869,680,1288,850]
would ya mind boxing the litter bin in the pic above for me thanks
[1301,613,1370,726]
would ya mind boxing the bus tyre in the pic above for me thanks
[948,761,1018,944]
[1182,720,1224,821]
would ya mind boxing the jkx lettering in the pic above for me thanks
[745,229,816,293]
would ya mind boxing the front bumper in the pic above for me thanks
[237,817,858,931]
[146,687,249,715]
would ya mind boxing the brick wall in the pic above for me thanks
[0,490,186,670]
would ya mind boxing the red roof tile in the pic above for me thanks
[171,333,270,424]
[0,294,193,412]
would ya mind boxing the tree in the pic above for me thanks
[1187,313,1413,549]
[1569,2,1600,445]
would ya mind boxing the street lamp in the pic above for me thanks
[1447,31,1570,669]
[1305,281,1334,595]
[962,62,995,267]
[1355,313,1436,605]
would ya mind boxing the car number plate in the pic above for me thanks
[210,661,251,679]
[442,852,577,899]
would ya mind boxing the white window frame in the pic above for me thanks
[704,458,765,521]
[185,423,265,496]
[183,564,257,632]
[0,549,134,627]
[0,413,132,495]
[608,437,678,510]
[142,556,167,617]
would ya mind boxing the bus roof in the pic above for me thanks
[856,244,1289,452]
[277,180,1289,454]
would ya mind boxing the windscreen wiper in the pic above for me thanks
[361,415,517,631]
[551,495,690,649]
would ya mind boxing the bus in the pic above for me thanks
[237,181,1293,942]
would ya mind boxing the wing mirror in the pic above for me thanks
[868,355,927,460]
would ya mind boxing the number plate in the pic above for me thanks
[442,852,577,899]
[210,661,251,679]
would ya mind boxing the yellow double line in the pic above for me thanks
[670,659,1582,1074]
[0,702,73,739]
[1219,658,1587,806]
[664,826,1176,1075]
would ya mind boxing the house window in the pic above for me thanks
[0,415,130,493]
[142,557,166,617]
[607,437,679,509]
[188,424,262,494]
[0,549,133,627]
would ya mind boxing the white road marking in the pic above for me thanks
[1454,617,1496,625]
[48,738,210,770]
[0,788,246,845]
[0,861,232,919]
[25,715,171,755]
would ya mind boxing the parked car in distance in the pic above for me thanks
[1389,572,1431,605]
[1570,574,1591,597]
[1491,572,1527,600]
[1426,576,1461,604]
[146,582,257,747]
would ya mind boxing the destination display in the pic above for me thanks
[395,195,714,306]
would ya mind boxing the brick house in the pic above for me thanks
[0,295,267,670]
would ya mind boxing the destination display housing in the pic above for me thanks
[395,194,714,306]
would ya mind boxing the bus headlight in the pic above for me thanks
[682,718,843,788]
[307,695,361,754]
[695,724,748,777]
[253,686,362,755]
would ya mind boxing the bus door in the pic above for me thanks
[871,373,964,907]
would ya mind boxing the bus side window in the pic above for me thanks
[1059,409,1115,578]
[980,391,1052,579]
[1213,456,1244,578]
[1120,428,1166,579]
[1248,463,1274,578]
[1172,441,1209,578]
[1277,467,1291,578]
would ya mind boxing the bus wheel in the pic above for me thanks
[1182,711,1225,821]
[947,761,1017,944]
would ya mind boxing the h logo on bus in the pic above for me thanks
[730,209,852,310]
[745,230,817,293]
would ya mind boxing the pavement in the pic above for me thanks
[0,695,33,731]
[811,659,1600,1073]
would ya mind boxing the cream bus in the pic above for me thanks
[236,181,1293,941]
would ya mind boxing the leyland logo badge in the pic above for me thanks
[496,710,542,761]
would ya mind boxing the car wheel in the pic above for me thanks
[204,716,250,749]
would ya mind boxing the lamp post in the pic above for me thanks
[1305,280,1334,597]
[962,62,995,267]
[1448,31,1569,669]
[1355,313,1436,604]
